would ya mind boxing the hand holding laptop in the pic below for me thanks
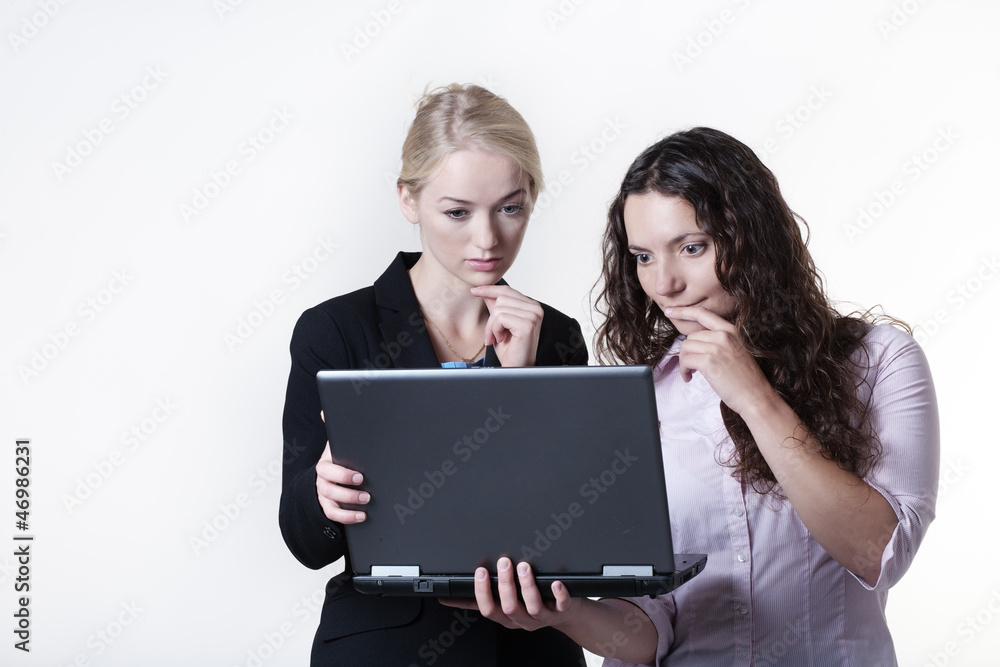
[441,555,660,662]
[315,412,369,525]
[441,556,578,630]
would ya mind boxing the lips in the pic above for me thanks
[665,300,704,310]
[467,257,502,271]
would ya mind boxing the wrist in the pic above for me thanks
[546,596,589,634]
[735,384,787,424]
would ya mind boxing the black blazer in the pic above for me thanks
[280,252,588,666]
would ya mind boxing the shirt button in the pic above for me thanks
[322,526,338,540]
[739,604,748,615]
[738,647,748,657]
[737,552,746,563]
[734,507,744,517]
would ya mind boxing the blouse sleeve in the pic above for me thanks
[600,595,677,667]
[852,325,940,591]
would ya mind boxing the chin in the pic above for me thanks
[458,271,501,289]
[666,315,710,336]
[670,323,698,336]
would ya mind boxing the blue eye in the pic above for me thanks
[445,209,469,219]
[500,203,523,215]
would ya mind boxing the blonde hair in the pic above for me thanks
[397,84,543,205]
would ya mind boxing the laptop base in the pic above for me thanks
[354,554,707,599]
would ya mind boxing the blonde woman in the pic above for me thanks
[279,84,588,666]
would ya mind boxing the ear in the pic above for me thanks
[397,185,419,225]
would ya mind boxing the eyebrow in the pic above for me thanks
[668,231,708,245]
[628,232,708,253]
[437,188,526,206]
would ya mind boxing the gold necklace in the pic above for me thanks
[423,315,486,363]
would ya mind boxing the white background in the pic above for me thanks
[1,1,997,666]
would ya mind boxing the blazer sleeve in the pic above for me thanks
[279,305,355,569]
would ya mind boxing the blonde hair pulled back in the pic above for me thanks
[397,84,543,206]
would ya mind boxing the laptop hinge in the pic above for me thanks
[371,565,420,577]
[603,565,653,577]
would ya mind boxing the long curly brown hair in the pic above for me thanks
[594,127,907,494]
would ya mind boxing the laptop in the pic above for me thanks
[316,365,706,598]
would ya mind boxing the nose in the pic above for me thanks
[472,213,499,250]
[654,259,684,297]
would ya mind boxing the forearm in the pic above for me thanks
[555,598,658,664]
[742,393,897,585]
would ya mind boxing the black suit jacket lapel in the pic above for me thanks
[374,251,507,369]
[373,252,440,369]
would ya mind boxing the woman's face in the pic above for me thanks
[399,148,530,289]
[623,192,737,336]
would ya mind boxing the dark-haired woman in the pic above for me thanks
[443,127,939,666]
